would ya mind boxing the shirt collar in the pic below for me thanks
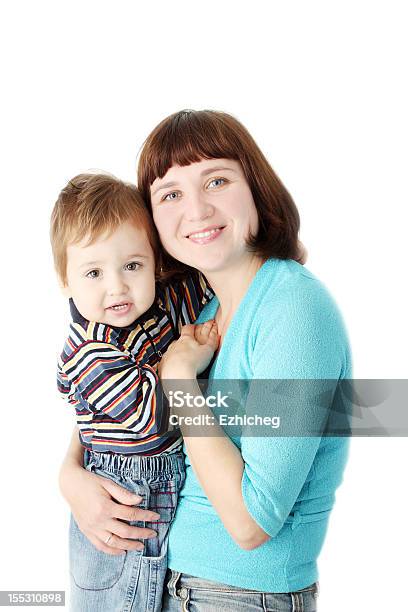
[68,296,161,333]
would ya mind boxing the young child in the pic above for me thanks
[50,172,217,612]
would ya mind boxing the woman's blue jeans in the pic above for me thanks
[162,570,320,612]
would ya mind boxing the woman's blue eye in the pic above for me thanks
[125,262,141,271]
[208,178,226,189]
[163,191,179,202]
[86,269,100,279]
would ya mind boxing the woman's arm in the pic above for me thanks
[160,327,270,550]
[165,377,269,550]
[59,427,161,555]
[59,425,85,469]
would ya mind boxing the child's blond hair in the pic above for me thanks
[50,172,162,285]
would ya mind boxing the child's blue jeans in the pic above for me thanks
[69,448,185,612]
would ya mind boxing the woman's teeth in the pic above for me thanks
[189,228,221,239]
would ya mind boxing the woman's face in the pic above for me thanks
[150,158,259,275]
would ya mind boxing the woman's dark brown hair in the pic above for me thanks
[138,109,300,277]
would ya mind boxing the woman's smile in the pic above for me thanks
[186,225,227,244]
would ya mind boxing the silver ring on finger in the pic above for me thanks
[105,534,113,545]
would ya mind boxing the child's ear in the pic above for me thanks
[59,279,72,298]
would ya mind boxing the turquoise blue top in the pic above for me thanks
[167,258,351,592]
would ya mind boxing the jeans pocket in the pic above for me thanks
[142,480,180,560]
[69,514,126,590]
[289,582,319,612]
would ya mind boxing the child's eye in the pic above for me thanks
[125,261,141,271]
[86,269,100,279]
[162,191,180,202]
[207,177,227,189]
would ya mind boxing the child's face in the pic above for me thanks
[63,220,156,327]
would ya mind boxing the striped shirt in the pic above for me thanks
[57,271,213,455]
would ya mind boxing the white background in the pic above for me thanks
[0,1,407,610]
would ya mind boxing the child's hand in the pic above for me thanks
[194,320,219,347]
[159,320,219,379]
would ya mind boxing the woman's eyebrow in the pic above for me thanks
[151,181,178,196]
[200,166,236,176]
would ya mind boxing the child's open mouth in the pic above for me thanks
[106,302,132,314]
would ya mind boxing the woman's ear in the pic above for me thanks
[295,240,308,265]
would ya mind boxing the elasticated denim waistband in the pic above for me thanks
[83,448,185,479]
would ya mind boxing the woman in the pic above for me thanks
[60,110,351,611]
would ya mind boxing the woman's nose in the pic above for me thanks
[184,193,213,222]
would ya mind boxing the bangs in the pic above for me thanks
[70,194,146,247]
[138,110,242,203]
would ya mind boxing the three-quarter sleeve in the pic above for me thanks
[240,278,352,537]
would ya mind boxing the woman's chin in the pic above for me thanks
[181,249,252,276]
[190,260,232,277]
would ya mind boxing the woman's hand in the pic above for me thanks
[159,320,218,379]
[59,460,161,556]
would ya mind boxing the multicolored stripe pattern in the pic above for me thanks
[58,271,213,455]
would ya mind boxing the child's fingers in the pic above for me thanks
[193,324,203,342]
[194,323,203,336]
[201,321,214,338]
[208,326,219,349]
[195,320,214,344]
[180,324,195,339]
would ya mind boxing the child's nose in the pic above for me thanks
[107,275,128,295]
